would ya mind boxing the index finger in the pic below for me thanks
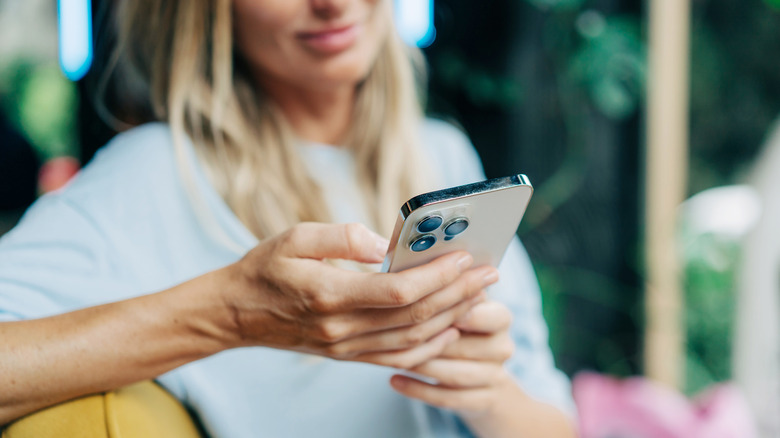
[279,222,390,263]
[341,251,475,308]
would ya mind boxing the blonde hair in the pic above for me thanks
[111,0,430,243]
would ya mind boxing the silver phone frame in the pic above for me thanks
[382,174,533,273]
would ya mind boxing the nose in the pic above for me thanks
[310,0,350,19]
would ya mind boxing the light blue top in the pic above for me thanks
[0,120,573,437]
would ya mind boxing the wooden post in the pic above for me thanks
[644,0,691,388]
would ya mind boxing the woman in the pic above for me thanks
[0,0,575,436]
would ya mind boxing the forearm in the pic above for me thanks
[463,373,577,438]
[0,268,235,425]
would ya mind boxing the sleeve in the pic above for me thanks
[0,194,124,322]
[423,119,576,417]
[494,239,577,417]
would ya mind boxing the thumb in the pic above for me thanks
[278,222,389,263]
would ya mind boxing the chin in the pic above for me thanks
[309,58,377,90]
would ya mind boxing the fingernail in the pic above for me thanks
[456,254,473,272]
[391,375,408,388]
[482,270,499,287]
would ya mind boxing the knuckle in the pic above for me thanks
[315,320,349,343]
[402,326,427,347]
[264,254,287,276]
[450,272,479,300]
[307,288,338,314]
[409,300,434,324]
[342,223,365,255]
[283,224,305,246]
[432,265,454,288]
[323,342,349,358]
[386,280,413,306]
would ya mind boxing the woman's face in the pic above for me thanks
[232,0,389,93]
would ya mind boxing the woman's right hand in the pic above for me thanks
[0,222,494,424]
[219,222,499,369]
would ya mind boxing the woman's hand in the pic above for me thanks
[0,221,497,425]
[389,299,577,438]
[219,222,500,369]
[389,300,516,415]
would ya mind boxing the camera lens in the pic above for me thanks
[410,234,436,252]
[416,215,443,233]
[444,218,469,237]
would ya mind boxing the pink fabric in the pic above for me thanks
[39,156,80,193]
[573,372,758,438]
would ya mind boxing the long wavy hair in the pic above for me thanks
[106,0,430,244]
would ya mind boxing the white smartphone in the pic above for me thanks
[381,174,533,273]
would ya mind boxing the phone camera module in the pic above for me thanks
[444,218,469,237]
[410,234,436,252]
[416,215,443,233]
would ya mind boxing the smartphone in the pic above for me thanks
[381,174,533,273]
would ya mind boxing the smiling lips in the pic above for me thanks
[297,24,361,54]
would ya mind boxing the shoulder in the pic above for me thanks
[419,118,486,188]
[26,122,186,244]
[54,123,178,205]
[70,123,175,189]
[0,123,190,319]
[98,122,174,158]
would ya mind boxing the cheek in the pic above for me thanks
[232,1,298,57]
[356,5,391,64]
[368,0,391,41]
[233,0,298,25]
[233,0,391,87]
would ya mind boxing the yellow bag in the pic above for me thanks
[3,381,202,438]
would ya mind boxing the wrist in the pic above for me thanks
[460,369,520,420]
[461,371,576,438]
[457,371,528,436]
[164,266,246,353]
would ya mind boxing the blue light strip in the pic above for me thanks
[58,0,93,81]
[395,0,436,48]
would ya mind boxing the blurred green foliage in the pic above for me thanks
[527,0,585,11]
[681,231,738,395]
[431,49,525,109]
[428,4,645,121]
[0,60,78,161]
[681,0,780,392]
[503,0,777,389]
[507,0,646,377]
[568,14,645,120]
[765,0,780,10]
[689,1,780,194]
[538,262,641,377]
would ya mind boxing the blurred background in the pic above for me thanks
[1,0,779,435]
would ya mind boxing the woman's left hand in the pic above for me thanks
[390,299,578,438]
[389,299,517,417]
